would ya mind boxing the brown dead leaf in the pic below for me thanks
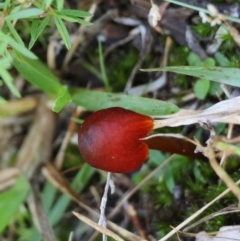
[73,212,126,241]
[153,96,240,128]
[0,97,38,117]
[0,168,19,191]
[28,182,57,241]
[225,22,240,47]
[16,97,55,179]
[42,162,86,204]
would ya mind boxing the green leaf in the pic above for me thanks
[13,52,63,96]
[0,32,37,59]
[56,15,92,26]
[54,16,71,49]
[3,0,11,10]
[194,79,210,100]
[209,82,223,96]
[187,52,215,67]
[98,40,110,90]
[42,0,53,9]
[29,16,50,49]
[72,17,92,26]
[6,19,25,46]
[141,66,240,88]
[52,86,72,113]
[56,0,64,10]
[0,96,7,104]
[29,19,39,46]
[214,52,231,67]
[187,52,201,66]
[0,40,8,54]
[70,88,179,116]
[0,67,21,98]
[202,58,215,67]
[57,9,92,18]
[7,8,44,20]
[193,161,207,184]
[0,175,30,232]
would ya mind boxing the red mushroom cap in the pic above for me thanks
[78,107,153,173]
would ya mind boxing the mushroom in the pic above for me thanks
[78,107,153,173]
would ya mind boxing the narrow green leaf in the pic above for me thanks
[0,41,9,55]
[0,67,21,98]
[9,38,37,59]
[57,9,92,18]
[0,56,12,68]
[3,0,11,10]
[42,0,53,9]
[72,17,93,26]
[7,8,44,20]
[56,15,92,26]
[6,20,25,46]
[141,66,240,88]
[0,96,7,104]
[30,19,40,40]
[36,15,50,35]
[54,16,71,49]
[0,175,30,232]
[29,16,50,49]
[70,88,179,116]
[56,0,64,10]
[0,32,37,59]
[42,182,58,214]
[13,52,63,96]
[52,86,72,113]
[98,40,110,90]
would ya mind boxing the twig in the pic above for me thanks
[183,205,240,232]
[73,212,124,241]
[207,147,240,201]
[54,106,84,169]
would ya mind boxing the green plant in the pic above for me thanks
[0,0,92,106]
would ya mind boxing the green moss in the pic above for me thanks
[108,47,139,90]
[192,22,216,38]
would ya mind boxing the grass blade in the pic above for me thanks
[142,66,240,88]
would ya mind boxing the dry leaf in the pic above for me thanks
[153,96,240,129]
[72,212,125,241]
[0,168,19,191]
[16,98,55,179]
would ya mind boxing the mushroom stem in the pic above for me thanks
[98,172,114,241]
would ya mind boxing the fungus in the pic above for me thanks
[78,107,153,173]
